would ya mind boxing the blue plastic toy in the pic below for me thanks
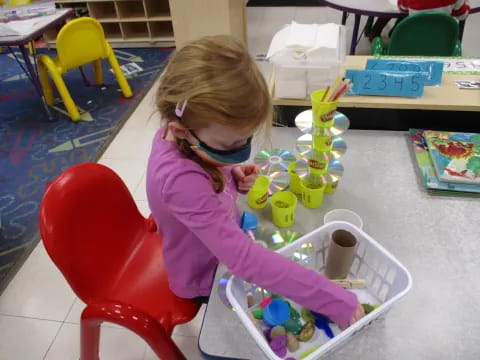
[241,211,258,232]
[263,299,291,327]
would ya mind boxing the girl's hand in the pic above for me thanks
[338,302,365,330]
[233,164,259,192]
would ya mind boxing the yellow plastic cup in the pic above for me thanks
[300,180,326,209]
[311,89,339,128]
[270,191,297,228]
[325,180,339,194]
[308,153,329,176]
[247,175,270,209]
[288,162,302,195]
[313,134,333,152]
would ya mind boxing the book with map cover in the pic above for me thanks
[409,129,480,194]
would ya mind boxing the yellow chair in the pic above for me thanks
[38,17,132,121]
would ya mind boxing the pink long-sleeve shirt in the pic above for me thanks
[146,129,357,326]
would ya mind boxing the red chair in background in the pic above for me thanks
[39,162,200,360]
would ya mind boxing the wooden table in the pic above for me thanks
[269,56,480,112]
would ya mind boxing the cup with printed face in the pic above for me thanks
[300,180,325,209]
[324,229,358,279]
[270,191,297,228]
[288,162,301,195]
[247,175,270,209]
[311,89,339,128]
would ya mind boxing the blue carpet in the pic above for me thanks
[0,47,172,292]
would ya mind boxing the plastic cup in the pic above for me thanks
[324,180,339,194]
[270,191,297,228]
[288,162,301,194]
[247,175,270,209]
[263,299,291,327]
[324,209,363,229]
[308,152,329,176]
[312,134,333,152]
[300,180,325,209]
[311,89,339,128]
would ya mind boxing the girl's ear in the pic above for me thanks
[167,121,189,139]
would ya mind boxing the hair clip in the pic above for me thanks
[175,100,188,118]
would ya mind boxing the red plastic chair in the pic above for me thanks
[39,162,200,360]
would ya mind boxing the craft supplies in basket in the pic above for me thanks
[226,221,412,360]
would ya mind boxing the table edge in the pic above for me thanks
[322,0,403,18]
[0,8,74,46]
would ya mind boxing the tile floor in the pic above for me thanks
[1,6,479,360]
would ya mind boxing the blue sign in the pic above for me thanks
[344,69,426,97]
[366,59,443,86]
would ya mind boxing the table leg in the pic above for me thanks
[18,44,55,121]
[341,11,348,25]
[349,14,361,55]
[459,19,465,42]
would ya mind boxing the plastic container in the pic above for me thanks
[226,221,412,360]
[300,179,325,209]
[270,26,346,99]
[311,89,339,128]
[247,175,270,209]
[324,209,363,229]
[288,162,302,194]
[270,191,298,228]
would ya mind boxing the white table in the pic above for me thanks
[198,127,480,359]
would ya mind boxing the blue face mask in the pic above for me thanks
[189,131,252,167]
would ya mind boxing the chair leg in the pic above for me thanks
[80,316,101,360]
[43,65,80,121]
[106,44,132,98]
[82,301,188,360]
[94,59,103,85]
[38,58,55,105]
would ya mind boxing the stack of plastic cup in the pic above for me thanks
[293,89,350,208]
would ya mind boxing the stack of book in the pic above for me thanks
[409,129,480,195]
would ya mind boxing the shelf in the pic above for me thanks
[116,0,146,19]
[87,1,117,20]
[102,22,122,39]
[121,21,149,39]
[148,21,173,38]
[144,0,170,18]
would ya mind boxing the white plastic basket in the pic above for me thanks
[226,221,412,360]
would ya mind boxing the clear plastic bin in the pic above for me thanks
[226,221,412,360]
[270,25,347,99]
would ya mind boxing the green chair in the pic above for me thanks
[371,12,462,56]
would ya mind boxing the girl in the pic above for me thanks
[146,35,364,329]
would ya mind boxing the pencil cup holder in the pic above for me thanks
[311,89,339,128]
[247,175,270,209]
[300,179,325,209]
[288,162,301,194]
[270,191,297,228]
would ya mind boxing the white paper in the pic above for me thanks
[0,23,20,37]
[7,13,59,35]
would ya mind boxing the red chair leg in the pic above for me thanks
[81,302,188,360]
[80,313,101,360]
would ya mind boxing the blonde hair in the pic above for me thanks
[156,35,272,192]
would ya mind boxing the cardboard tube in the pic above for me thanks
[324,229,357,279]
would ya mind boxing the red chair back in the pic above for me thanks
[39,162,149,303]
